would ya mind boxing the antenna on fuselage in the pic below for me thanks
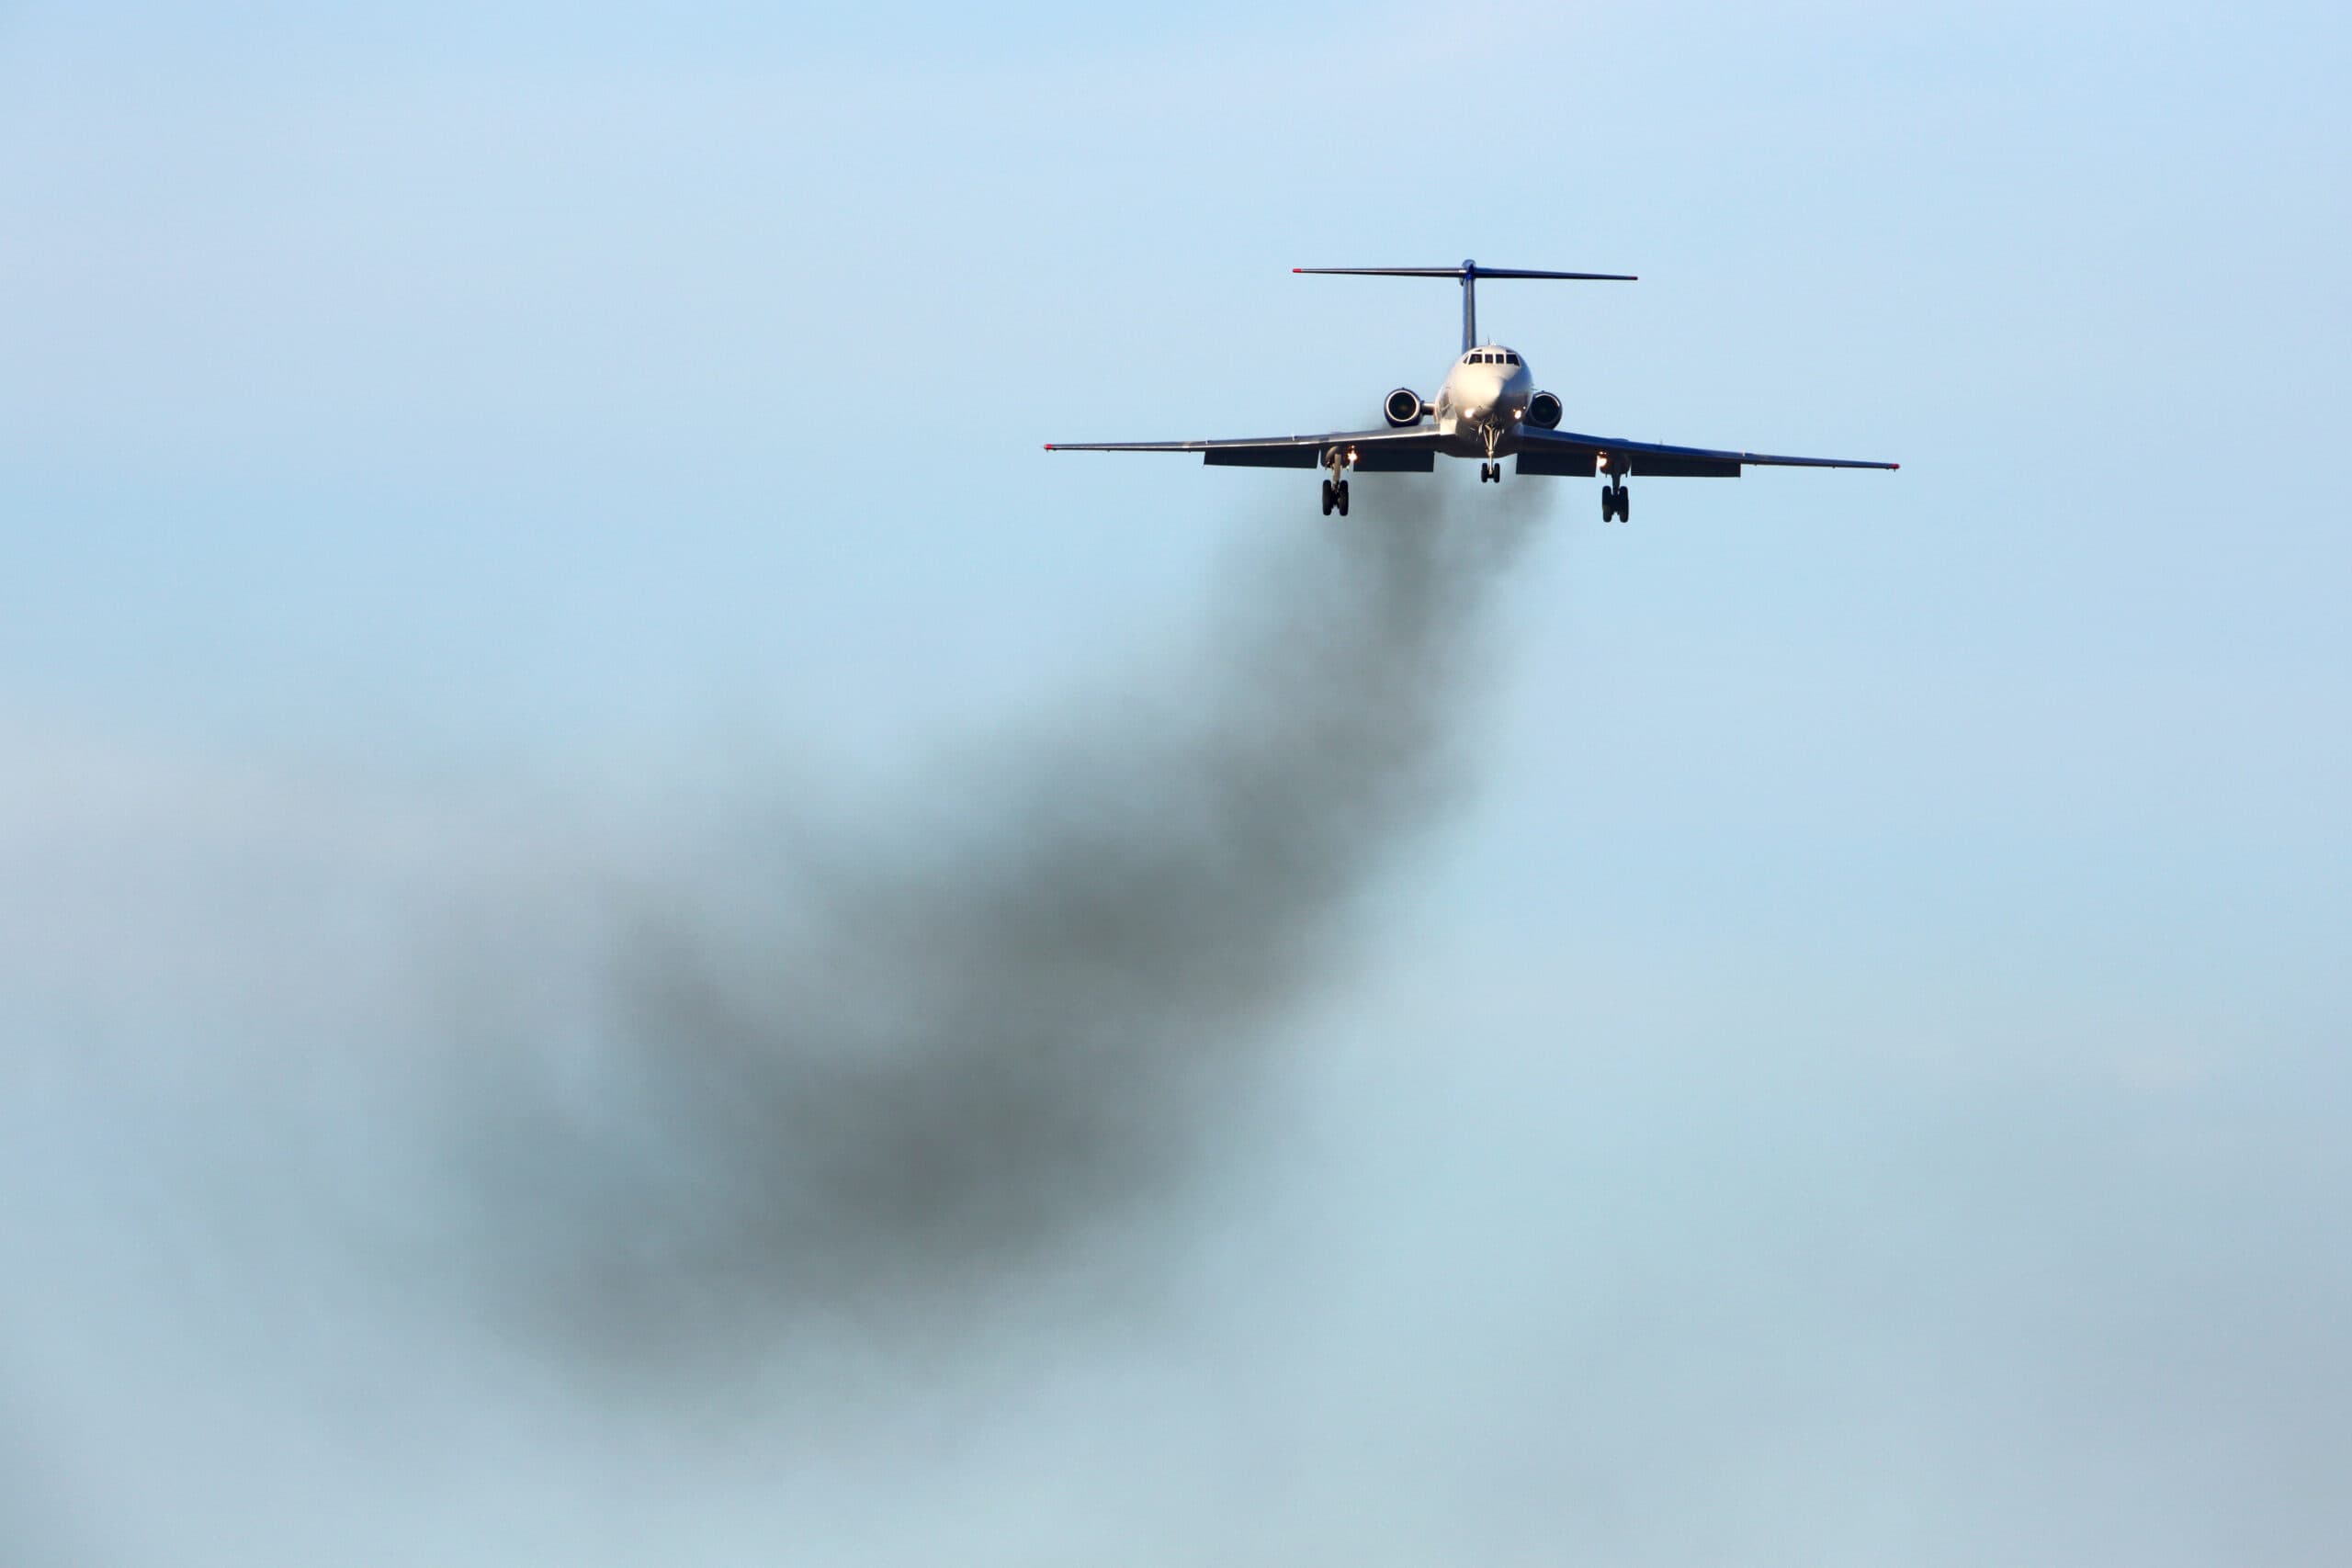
[1293,259,1638,353]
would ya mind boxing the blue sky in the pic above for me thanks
[3,2,2348,1562]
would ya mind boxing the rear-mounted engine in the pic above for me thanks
[1384,388,1427,428]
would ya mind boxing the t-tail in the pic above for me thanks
[1293,259,1638,353]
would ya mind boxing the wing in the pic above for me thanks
[1046,427,1442,471]
[1514,426,1897,478]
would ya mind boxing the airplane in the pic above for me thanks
[1046,260,1895,520]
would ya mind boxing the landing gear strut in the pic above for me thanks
[1321,447,1352,515]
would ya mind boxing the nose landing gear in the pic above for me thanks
[1479,426,1504,483]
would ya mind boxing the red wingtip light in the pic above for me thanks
[1292,267,1304,273]
[1044,443,1054,450]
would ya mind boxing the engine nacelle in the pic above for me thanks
[1384,387,1428,428]
[1525,390,1563,429]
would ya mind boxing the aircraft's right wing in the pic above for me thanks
[1515,425,1897,478]
[1046,426,1442,471]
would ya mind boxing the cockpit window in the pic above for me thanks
[1505,352,1520,366]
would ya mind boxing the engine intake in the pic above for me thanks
[1525,390,1563,429]
[1384,387,1427,428]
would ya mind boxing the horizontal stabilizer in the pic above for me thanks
[1293,265,1638,281]
[1295,258,1635,350]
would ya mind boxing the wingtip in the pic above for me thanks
[1043,443,1055,450]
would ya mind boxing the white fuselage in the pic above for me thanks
[1432,344,1535,443]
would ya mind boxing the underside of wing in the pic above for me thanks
[1513,426,1897,479]
[1046,427,1442,471]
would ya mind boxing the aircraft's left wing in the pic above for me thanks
[1046,427,1442,471]
[1515,425,1897,478]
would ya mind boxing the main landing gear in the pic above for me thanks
[1320,446,1352,515]
[1600,479,1630,523]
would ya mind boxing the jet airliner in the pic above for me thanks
[1046,261,1894,519]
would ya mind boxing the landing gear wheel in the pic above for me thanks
[1335,479,1351,516]
[1321,479,1336,515]
[1600,486,1614,522]
[1617,484,1630,523]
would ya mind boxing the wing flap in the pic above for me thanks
[1349,448,1437,472]
[1628,454,1743,478]
[1204,446,1318,468]
[1198,443,1433,471]
[1517,443,1736,478]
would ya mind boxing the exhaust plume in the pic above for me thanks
[437,483,1544,1367]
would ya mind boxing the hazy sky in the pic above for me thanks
[3,3,2347,1564]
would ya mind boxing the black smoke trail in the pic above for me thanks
[441,483,1547,1368]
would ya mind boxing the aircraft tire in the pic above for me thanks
[1618,486,1631,522]
[1320,479,1335,515]
[1336,480,1350,516]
